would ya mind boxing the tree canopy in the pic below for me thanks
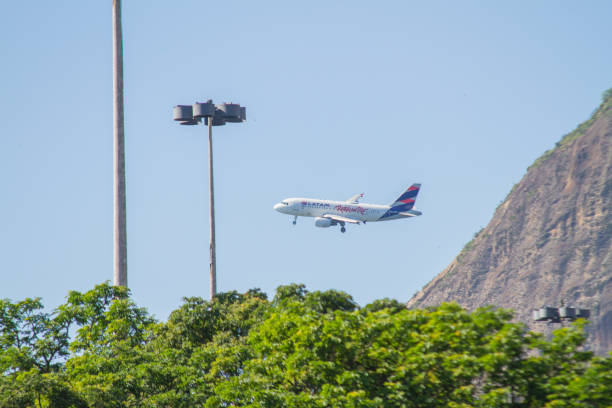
[1,282,610,407]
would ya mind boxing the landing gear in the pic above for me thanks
[340,226,346,233]
[292,215,297,225]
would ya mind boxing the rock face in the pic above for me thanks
[408,92,612,355]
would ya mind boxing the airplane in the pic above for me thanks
[273,183,422,233]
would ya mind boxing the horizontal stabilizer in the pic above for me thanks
[399,210,422,217]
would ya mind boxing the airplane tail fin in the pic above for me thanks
[389,183,421,211]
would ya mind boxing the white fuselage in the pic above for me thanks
[274,184,422,232]
[274,198,395,222]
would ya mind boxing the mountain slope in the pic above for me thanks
[408,91,612,354]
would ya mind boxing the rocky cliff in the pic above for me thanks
[408,90,612,354]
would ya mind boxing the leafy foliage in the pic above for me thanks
[602,87,612,104]
[1,282,611,407]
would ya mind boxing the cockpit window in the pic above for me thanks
[282,201,289,205]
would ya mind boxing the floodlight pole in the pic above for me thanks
[173,101,245,300]
[207,117,217,299]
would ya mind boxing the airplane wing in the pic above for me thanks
[322,214,361,224]
[345,193,364,203]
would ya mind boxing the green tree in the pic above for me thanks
[3,282,612,407]
[63,284,156,407]
[0,294,87,407]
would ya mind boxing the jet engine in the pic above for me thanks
[314,217,332,228]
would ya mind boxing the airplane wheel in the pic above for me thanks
[341,227,346,233]
[292,221,296,225]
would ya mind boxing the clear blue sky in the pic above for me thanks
[1,1,611,320]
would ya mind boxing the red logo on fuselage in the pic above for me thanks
[335,205,366,215]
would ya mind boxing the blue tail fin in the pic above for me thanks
[389,183,421,211]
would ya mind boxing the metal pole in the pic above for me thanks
[208,118,217,299]
[112,0,128,287]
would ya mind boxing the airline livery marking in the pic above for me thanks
[335,205,366,215]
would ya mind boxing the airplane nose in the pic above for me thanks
[273,203,282,212]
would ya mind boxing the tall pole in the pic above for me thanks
[113,0,128,287]
[174,102,244,299]
[208,118,217,299]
